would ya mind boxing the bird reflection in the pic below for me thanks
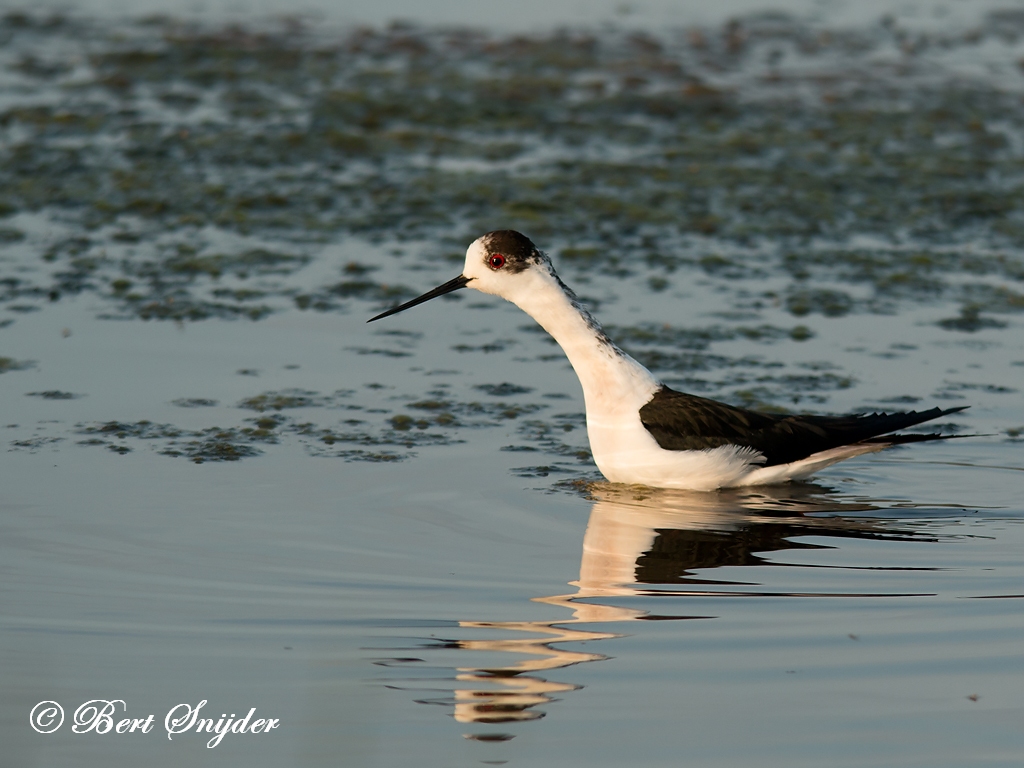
[382,483,936,729]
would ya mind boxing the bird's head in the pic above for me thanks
[367,230,550,322]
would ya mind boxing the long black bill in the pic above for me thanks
[367,275,472,323]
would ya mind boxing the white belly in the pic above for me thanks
[585,410,878,491]
[585,411,764,491]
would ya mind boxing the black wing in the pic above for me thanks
[638,386,967,467]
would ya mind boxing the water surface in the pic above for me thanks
[1,7,1023,767]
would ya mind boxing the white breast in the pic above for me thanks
[495,264,817,491]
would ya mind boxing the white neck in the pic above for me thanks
[502,271,660,419]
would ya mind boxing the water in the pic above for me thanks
[2,6,1023,766]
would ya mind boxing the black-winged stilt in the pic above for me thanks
[368,230,966,490]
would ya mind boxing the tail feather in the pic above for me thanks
[859,405,970,448]
[862,431,972,448]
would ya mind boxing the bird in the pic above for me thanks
[368,230,966,491]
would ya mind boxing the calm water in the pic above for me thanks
[2,5,1023,767]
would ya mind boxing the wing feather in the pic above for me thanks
[639,386,967,466]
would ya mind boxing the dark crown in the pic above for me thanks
[481,230,541,274]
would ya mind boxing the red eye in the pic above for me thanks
[489,253,506,269]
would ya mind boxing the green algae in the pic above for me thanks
[938,305,1009,333]
[163,437,264,463]
[239,390,327,411]
[3,11,1021,472]
[0,357,34,373]
[474,383,534,397]
[78,421,185,440]
[52,384,558,464]
[76,419,276,462]
[10,436,64,451]
[785,289,854,318]
[609,322,812,352]
[2,13,1024,327]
